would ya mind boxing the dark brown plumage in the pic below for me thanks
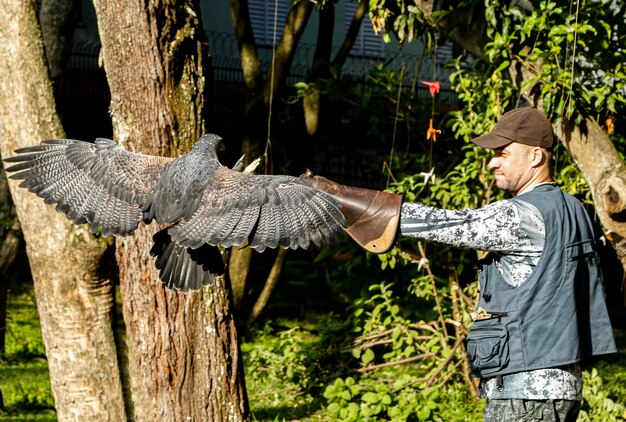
[4,134,346,291]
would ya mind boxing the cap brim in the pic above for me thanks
[471,133,513,149]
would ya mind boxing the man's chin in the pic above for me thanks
[494,180,509,191]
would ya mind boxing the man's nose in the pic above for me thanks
[488,157,498,170]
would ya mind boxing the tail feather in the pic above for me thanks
[150,229,224,291]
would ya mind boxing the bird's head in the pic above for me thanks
[193,133,225,156]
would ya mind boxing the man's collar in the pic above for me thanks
[517,181,556,196]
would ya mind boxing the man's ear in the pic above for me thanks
[530,146,545,167]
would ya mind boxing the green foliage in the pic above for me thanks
[371,0,626,127]
[318,270,480,420]
[323,376,482,422]
[244,323,314,389]
[594,354,626,406]
[480,0,626,125]
[579,368,626,421]
[243,320,330,421]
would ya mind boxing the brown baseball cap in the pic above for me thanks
[471,107,554,149]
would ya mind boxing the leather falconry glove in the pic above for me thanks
[299,171,403,254]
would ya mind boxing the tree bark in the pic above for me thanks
[0,1,126,419]
[92,0,249,419]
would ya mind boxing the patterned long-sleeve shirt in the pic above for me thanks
[399,183,582,400]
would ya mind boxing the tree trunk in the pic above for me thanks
[0,1,126,419]
[229,247,254,310]
[117,226,248,421]
[248,248,287,324]
[92,0,249,419]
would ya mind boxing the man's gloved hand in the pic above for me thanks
[299,170,403,254]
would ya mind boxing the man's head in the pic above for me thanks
[471,107,554,149]
[471,107,554,196]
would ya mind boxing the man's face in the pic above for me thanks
[487,142,535,195]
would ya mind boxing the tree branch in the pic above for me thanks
[331,0,367,68]
[229,0,263,92]
[263,0,314,103]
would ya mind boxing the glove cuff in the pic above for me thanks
[300,173,402,253]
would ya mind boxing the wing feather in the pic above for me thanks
[169,167,345,252]
[5,138,172,236]
[5,134,350,292]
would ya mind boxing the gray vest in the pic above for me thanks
[467,184,616,378]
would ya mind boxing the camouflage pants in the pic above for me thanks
[484,399,581,421]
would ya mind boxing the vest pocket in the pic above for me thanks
[467,322,510,377]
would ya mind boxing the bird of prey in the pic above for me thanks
[4,134,348,291]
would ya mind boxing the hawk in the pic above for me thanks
[4,134,401,291]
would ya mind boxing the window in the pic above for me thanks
[248,0,289,46]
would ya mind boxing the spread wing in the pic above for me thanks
[4,138,172,237]
[167,166,347,252]
[4,135,348,293]
[148,166,347,292]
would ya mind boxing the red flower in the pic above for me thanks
[422,81,441,97]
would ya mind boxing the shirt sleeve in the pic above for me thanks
[399,200,522,252]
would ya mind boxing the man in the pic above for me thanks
[397,107,616,421]
[304,106,617,421]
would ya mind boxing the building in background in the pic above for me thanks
[56,0,458,187]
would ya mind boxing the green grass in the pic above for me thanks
[1,282,625,421]
[0,289,56,421]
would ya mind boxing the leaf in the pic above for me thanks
[361,348,375,365]
[347,402,359,417]
[392,326,402,342]
[382,394,392,405]
[327,402,340,414]
[362,391,380,404]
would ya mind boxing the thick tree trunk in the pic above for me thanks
[0,1,126,419]
[92,0,249,419]
[117,226,248,421]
